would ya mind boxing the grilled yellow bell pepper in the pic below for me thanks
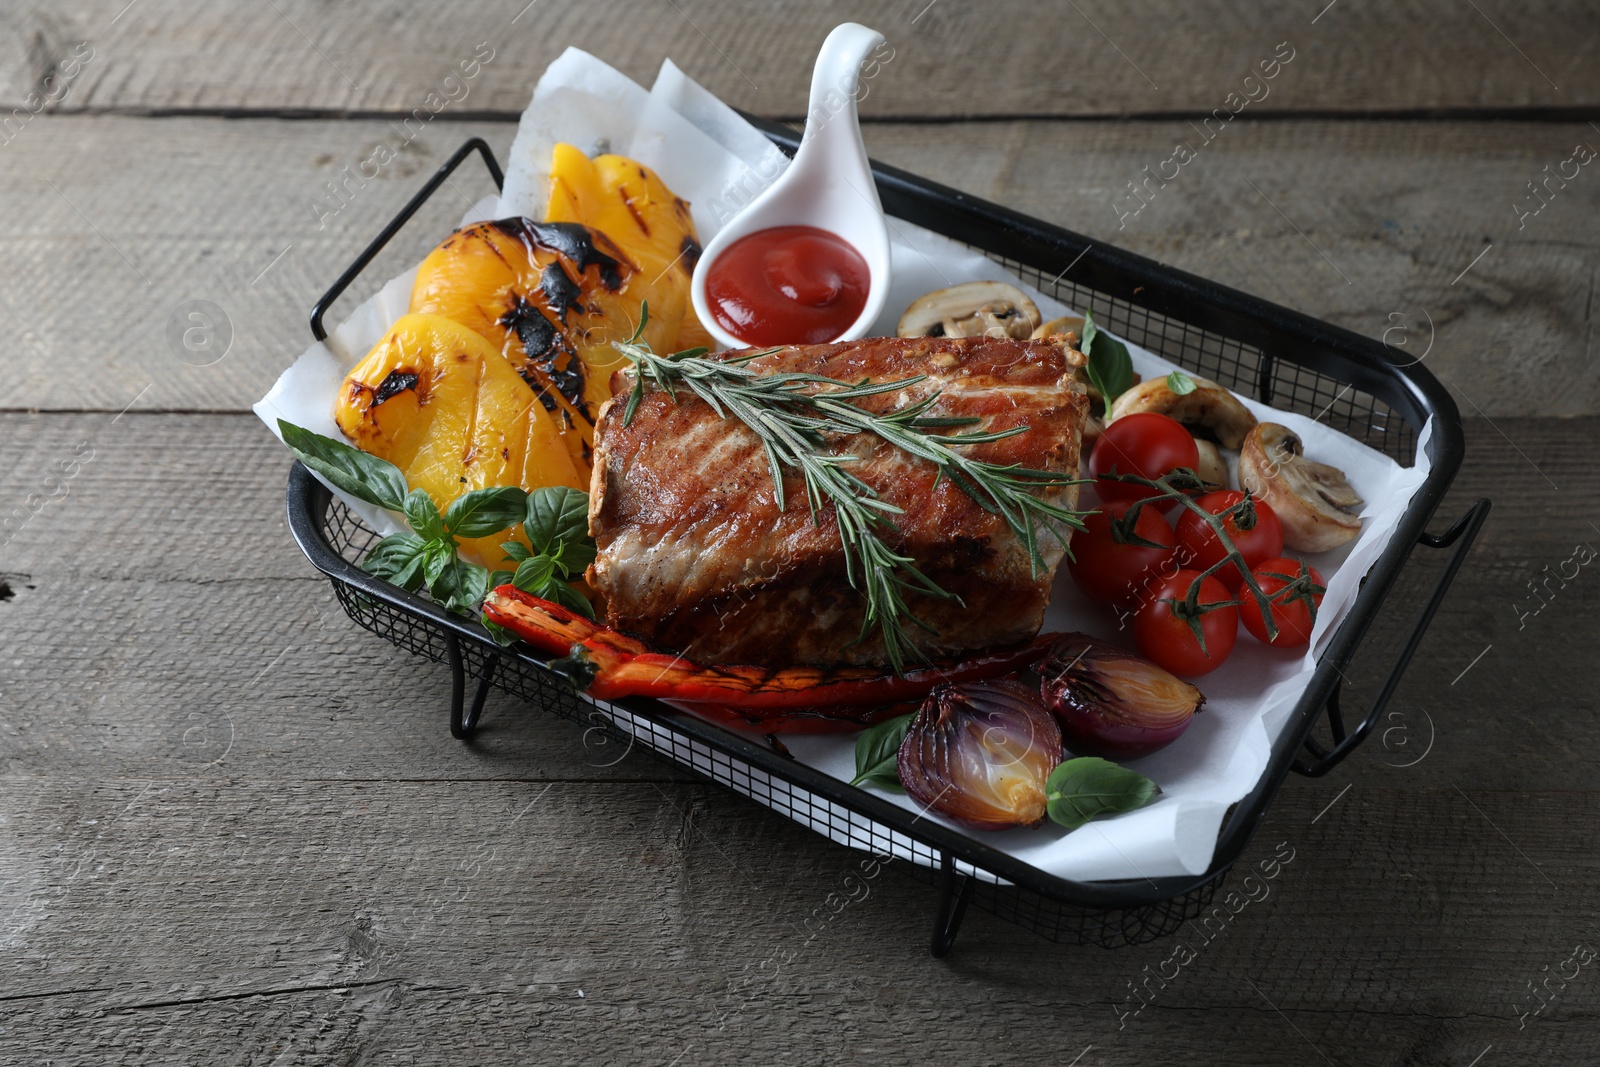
[544,144,711,352]
[334,312,584,569]
[409,218,683,478]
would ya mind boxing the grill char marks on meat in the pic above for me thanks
[587,335,1089,668]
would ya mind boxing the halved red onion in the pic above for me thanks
[1039,633,1204,760]
[897,679,1063,831]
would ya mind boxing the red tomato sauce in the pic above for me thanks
[704,225,870,346]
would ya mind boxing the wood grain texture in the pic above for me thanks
[0,413,1596,1064]
[0,412,696,785]
[1,0,1596,118]
[4,8,1595,1059]
[3,115,1598,416]
[2,779,1594,1066]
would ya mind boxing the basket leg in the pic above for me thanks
[930,851,974,958]
[445,635,498,741]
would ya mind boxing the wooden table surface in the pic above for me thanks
[3,3,1597,1063]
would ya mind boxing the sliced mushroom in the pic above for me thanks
[1193,439,1228,490]
[1239,423,1364,553]
[1109,373,1257,450]
[1030,315,1084,342]
[1079,410,1105,449]
[898,281,1041,340]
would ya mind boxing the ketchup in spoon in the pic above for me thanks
[703,225,871,347]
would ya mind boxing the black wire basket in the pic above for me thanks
[285,133,1489,956]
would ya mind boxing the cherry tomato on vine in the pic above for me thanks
[1068,500,1178,608]
[1088,413,1199,506]
[1239,557,1326,648]
[1133,569,1238,678]
[1174,490,1284,590]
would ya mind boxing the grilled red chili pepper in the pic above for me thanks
[482,586,1056,713]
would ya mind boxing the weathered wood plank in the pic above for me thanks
[0,782,1594,1065]
[0,414,1596,1063]
[0,412,700,784]
[3,0,1596,118]
[2,116,1597,416]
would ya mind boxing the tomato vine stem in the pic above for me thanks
[1103,468,1292,644]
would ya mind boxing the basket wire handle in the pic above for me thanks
[1292,497,1492,777]
[307,140,507,739]
[309,137,504,343]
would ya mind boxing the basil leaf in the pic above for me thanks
[525,486,591,556]
[361,532,429,592]
[1166,370,1197,395]
[278,419,408,511]
[1079,313,1112,409]
[540,578,596,620]
[445,486,528,538]
[421,539,454,586]
[1045,757,1159,831]
[1098,337,1134,400]
[404,488,447,542]
[507,550,596,619]
[500,541,533,564]
[549,537,597,578]
[1082,364,1111,416]
[482,616,519,647]
[850,712,915,790]
[512,555,557,593]
[1081,310,1134,407]
[428,553,490,614]
[450,560,492,613]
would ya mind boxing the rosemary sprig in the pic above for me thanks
[613,307,1088,673]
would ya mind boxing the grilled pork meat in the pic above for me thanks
[587,335,1089,668]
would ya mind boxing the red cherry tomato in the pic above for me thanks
[1175,490,1284,590]
[1068,500,1178,608]
[1133,569,1239,678]
[1089,413,1200,505]
[1240,557,1326,648]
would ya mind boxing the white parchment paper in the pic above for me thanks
[255,49,1432,882]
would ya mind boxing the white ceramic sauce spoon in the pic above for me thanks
[690,22,892,349]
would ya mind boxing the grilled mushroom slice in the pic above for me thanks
[1080,411,1106,448]
[1193,439,1228,490]
[1109,373,1257,449]
[898,281,1041,339]
[1030,315,1085,342]
[1239,422,1364,553]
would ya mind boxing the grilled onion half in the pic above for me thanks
[897,680,1063,831]
[1038,634,1204,760]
